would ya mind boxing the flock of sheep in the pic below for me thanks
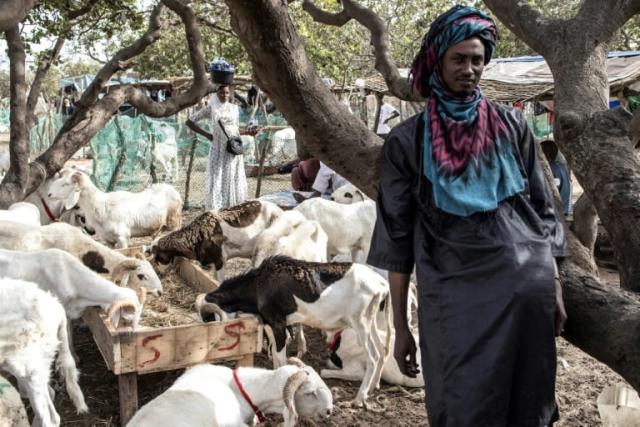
[0,167,422,427]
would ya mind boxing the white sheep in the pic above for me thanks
[127,358,332,427]
[0,221,162,297]
[0,248,142,328]
[252,210,328,267]
[295,198,376,264]
[331,183,366,204]
[197,256,392,405]
[47,170,183,248]
[0,373,29,427]
[0,278,88,427]
[0,202,41,226]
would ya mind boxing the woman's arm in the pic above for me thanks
[186,119,213,141]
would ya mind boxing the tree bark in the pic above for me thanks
[572,193,599,255]
[0,27,35,206]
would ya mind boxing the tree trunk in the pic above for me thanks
[0,0,36,32]
[572,193,598,254]
[0,27,34,207]
[26,37,66,131]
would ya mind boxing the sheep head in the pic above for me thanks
[113,258,163,297]
[282,360,333,424]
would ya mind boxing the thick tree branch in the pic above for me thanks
[26,37,66,130]
[0,0,37,31]
[482,0,561,58]
[574,0,640,43]
[73,3,165,115]
[302,0,419,101]
[197,16,234,36]
[66,0,98,20]
[0,27,31,206]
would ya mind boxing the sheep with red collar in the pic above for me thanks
[47,169,182,248]
[0,278,88,427]
[127,358,332,427]
[0,248,142,328]
[151,200,283,281]
[0,221,162,298]
[196,256,391,406]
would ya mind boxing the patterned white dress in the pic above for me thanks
[190,95,247,210]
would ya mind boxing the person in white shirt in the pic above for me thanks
[312,161,348,194]
[186,84,247,210]
[376,102,400,136]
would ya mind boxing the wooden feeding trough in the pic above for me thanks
[83,251,263,425]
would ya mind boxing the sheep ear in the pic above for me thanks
[112,259,140,284]
[64,191,80,210]
[287,357,306,368]
[355,190,365,201]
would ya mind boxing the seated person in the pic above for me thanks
[541,139,572,216]
[290,159,321,191]
[292,161,348,203]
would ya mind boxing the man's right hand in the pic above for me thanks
[394,326,420,378]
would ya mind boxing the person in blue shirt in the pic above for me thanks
[541,139,572,216]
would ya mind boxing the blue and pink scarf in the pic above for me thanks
[410,6,525,217]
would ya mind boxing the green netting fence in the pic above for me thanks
[17,109,297,208]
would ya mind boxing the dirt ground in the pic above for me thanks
[43,211,627,426]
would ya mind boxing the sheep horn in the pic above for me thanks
[287,357,306,368]
[195,294,227,321]
[283,370,308,424]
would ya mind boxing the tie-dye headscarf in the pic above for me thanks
[410,5,525,217]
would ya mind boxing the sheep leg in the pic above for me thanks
[264,323,287,368]
[368,294,387,390]
[295,325,307,359]
[67,320,79,362]
[352,301,381,406]
[25,379,59,427]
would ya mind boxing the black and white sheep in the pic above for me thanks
[151,200,282,281]
[0,221,162,298]
[196,256,391,405]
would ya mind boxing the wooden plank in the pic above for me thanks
[118,373,138,427]
[236,353,254,367]
[82,308,116,371]
[175,256,219,293]
[206,317,262,360]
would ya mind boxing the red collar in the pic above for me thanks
[39,196,58,222]
[327,330,343,353]
[233,368,266,423]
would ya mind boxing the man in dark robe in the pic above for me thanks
[367,6,568,427]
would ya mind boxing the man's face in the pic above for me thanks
[441,37,485,95]
[216,86,230,103]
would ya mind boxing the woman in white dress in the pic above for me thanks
[186,85,247,210]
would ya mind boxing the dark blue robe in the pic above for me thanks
[368,104,567,427]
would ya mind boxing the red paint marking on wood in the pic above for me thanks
[140,334,163,367]
[219,321,245,351]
